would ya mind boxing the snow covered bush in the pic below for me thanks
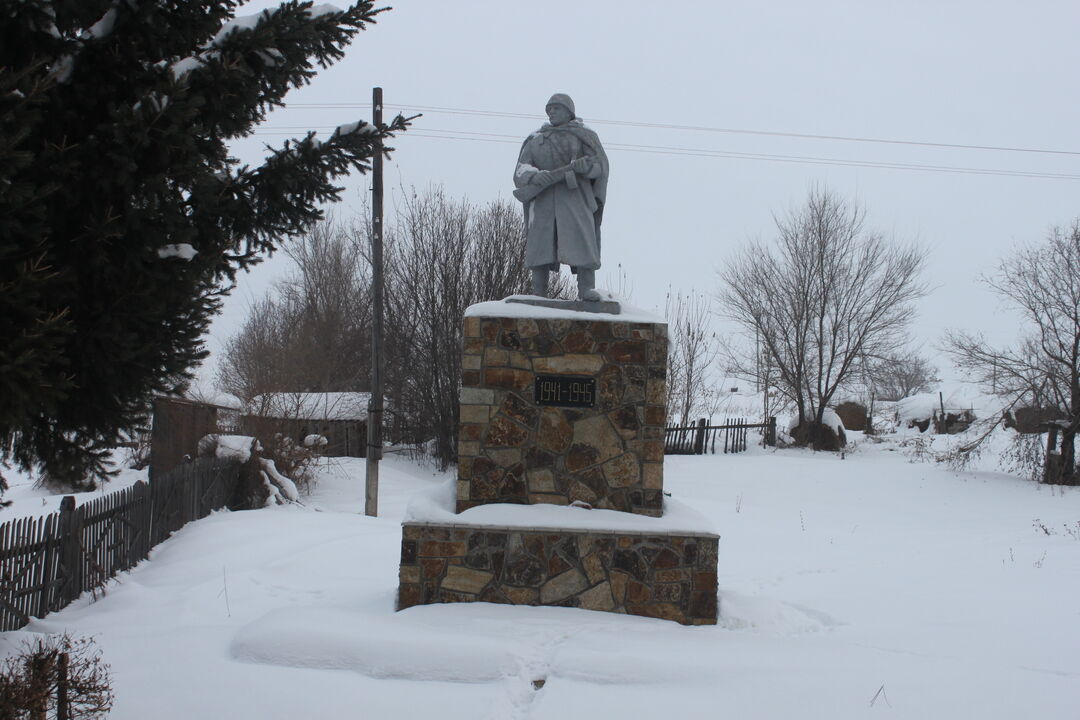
[895,393,975,434]
[254,454,302,506]
[261,433,320,495]
[788,409,847,451]
[197,434,302,507]
[198,433,259,463]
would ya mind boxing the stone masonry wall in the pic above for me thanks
[457,314,668,516]
[399,523,718,625]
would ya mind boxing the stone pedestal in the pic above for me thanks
[397,298,719,625]
[457,308,667,516]
[399,520,718,625]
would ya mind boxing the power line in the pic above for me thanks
[278,101,1080,158]
[250,126,1080,181]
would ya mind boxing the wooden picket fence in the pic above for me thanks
[0,457,242,632]
[665,417,778,455]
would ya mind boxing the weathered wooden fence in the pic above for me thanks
[665,417,778,455]
[0,457,242,632]
[150,396,240,480]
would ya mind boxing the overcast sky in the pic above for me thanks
[203,0,1080,389]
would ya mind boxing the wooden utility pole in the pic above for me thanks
[365,87,384,517]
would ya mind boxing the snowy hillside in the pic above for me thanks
[1,439,1078,719]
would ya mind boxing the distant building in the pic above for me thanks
[242,392,370,458]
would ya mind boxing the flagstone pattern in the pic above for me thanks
[398,523,719,625]
[456,315,668,516]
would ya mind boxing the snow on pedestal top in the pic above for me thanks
[466,295,664,324]
[405,480,718,537]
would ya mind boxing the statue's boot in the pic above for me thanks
[576,268,601,302]
[531,268,549,297]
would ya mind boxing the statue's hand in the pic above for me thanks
[532,170,558,187]
[571,157,592,174]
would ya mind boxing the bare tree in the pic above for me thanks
[216,220,371,404]
[223,189,570,468]
[278,220,371,392]
[370,187,568,467]
[216,294,298,404]
[944,220,1079,484]
[865,350,940,401]
[718,186,927,448]
[664,289,719,424]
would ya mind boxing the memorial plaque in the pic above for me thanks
[534,375,595,408]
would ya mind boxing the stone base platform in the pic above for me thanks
[397,487,719,625]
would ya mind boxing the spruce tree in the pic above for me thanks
[0,0,409,491]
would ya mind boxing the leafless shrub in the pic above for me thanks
[0,634,112,719]
[117,422,151,471]
[718,185,927,449]
[371,187,539,467]
[865,351,940,401]
[896,433,939,464]
[934,414,1000,471]
[664,288,720,423]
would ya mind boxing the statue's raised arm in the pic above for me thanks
[513,94,609,301]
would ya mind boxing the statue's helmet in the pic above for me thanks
[546,93,575,118]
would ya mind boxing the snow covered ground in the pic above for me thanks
[2,438,1078,719]
[0,456,147,521]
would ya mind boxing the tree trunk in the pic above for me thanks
[1061,429,1076,484]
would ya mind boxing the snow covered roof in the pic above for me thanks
[179,389,242,410]
[246,392,370,421]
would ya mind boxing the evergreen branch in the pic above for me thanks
[175,1,386,139]
[229,113,412,250]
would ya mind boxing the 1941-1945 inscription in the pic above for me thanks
[534,375,595,408]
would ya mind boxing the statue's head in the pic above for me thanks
[545,93,575,126]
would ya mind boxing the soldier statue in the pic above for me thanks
[513,93,610,301]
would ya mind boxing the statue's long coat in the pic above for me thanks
[514,120,609,271]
